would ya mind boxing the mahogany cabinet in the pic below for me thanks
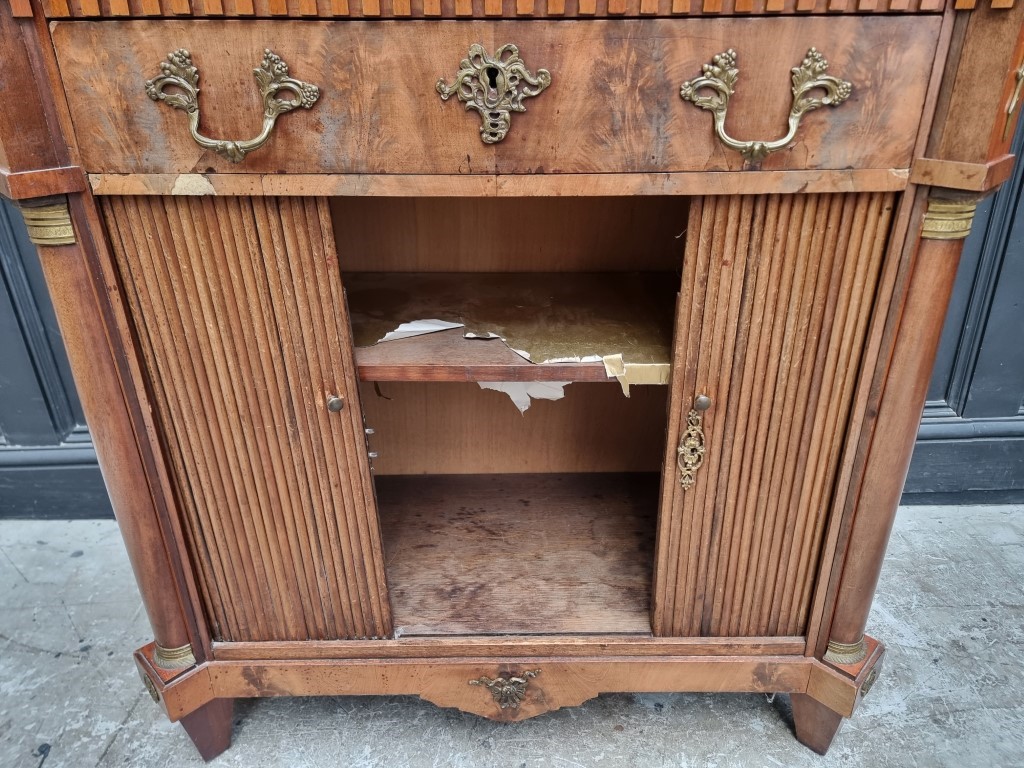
[2,0,1022,758]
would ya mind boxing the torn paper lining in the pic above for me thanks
[377,319,464,342]
[478,382,571,413]
[602,354,671,397]
[370,317,671,403]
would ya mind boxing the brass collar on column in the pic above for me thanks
[19,197,76,246]
[920,198,978,241]
[153,642,197,670]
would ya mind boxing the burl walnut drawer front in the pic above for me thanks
[51,17,939,176]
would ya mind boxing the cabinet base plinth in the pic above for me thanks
[138,637,889,757]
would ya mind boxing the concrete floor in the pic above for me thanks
[1,505,1022,768]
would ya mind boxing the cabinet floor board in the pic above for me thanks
[377,473,657,636]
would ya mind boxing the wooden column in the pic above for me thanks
[19,195,198,663]
[0,0,200,668]
[822,195,977,663]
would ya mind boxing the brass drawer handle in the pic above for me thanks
[680,48,852,164]
[145,48,320,164]
[677,395,711,490]
[437,44,551,144]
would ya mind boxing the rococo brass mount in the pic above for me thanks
[680,48,852,163]
[145,48,320,163]
[437,44,551,144]
[677,395,712,490]
[469,670,541,709]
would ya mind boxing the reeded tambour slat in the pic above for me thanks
[101,195,392,642]
[654,191,896,638]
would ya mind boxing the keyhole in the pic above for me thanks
[486,67,499,89]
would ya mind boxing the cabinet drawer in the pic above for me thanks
[52,17,940,176]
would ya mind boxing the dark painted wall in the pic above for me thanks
[0,197,112,518]
[904,121,1024,501]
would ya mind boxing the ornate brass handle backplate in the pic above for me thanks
[680,48,852,164]
[677,395,711,490]
[437,44,551,144]
[145,49,320,163]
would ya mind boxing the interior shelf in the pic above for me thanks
[347,272,677,382]
[378,473,657,636]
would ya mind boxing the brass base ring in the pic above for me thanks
[153,642,197,670]
[823,637,868,666]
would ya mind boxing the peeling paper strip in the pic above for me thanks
[540,355,603,364]
[378,319,464,343]
[478,381,571,413]
[602,354,671,396]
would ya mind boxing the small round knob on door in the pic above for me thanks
[694,394,713,412]
[326,395,345,413]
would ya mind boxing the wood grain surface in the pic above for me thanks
[331,196,688,273]
[360,381,668,474]
[205,655,816,722]
[211,634,807,659]
[653,191,896,638]
[86,168,910,197]
[51,17,939,175]
[101,195,392,642]
[377,473,657,635]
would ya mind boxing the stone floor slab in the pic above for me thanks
[1,507,1022,767]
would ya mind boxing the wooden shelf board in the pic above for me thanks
[348,272,677,383]
[355,328,610,382]
[378,473,657,636]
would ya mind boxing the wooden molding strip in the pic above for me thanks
[43,0,951,17]
[0,166,87,201]
[88,169,910,198]
[212,635,808,660]
[910,154,1016,193]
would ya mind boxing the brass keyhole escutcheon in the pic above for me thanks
[678,395,712,490]
[436,44,551,144]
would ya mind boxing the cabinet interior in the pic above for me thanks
[332,195,689,636]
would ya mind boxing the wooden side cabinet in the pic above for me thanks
[2,0,1022,759]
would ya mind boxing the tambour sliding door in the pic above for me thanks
[101,195,391,642]
[654,192,896,638]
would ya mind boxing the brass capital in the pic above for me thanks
[921,198,978,241]
[18,197,76,246]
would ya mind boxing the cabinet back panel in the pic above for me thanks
[360,381,667,475]
[102,195,392,642]
[653,192,897,638]
[332,197,689,273]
